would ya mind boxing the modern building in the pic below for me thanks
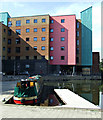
[0,7,95,75]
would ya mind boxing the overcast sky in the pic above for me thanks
[0,1,102,60]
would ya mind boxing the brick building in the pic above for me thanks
[0,7,99,75]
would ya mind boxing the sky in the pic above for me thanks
[0,1,102,60]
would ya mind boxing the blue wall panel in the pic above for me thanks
[81,7,92,66]
[0,12,10,26]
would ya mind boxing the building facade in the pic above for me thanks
[0,7,94,75]
[50,15,76,65]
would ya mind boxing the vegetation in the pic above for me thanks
[99,60,103,91]
[100,61,103,71]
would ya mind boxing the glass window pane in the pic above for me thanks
[61,19,65,23]
[50,38,53,41]
[26,20,30,23]
[16,20,21,26]
[34,28,37,32]
[61,37,65,41]
[50,29,53,33]
[42,37,45,41]
[34,37,37,41]
[61,28,65,32]
[34,19,37,23]
[42,28,45,32]
[42,19,46,23]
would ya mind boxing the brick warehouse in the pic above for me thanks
[0,7,100,75]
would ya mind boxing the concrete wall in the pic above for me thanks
[50,15,76,65]
[2,59,60,75]
[81,7,92,66]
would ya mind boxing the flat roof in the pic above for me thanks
[80,6,92,13]
[51,14,76,17]
[9,14,50,19]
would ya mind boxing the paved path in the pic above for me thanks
[0,91,102,119]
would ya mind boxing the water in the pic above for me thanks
[44,79,101,105]
[1,79,101,105]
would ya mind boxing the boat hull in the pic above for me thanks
[13,96,37,105]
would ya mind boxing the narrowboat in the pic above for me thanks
[13,75,41,105]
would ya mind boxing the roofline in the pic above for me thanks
[51,14,76,17]
[80,6,92,13]
[0,22,8,27]
[9,14,50,19]
[0,12,11,17]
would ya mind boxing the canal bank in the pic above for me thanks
[1,75,101,105]
[0,89,101,119]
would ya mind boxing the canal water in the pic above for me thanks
[43,80,101,105]
[1,79,101,105]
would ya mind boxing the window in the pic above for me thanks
[4,29,6,33]
[8,29,12,35]
[3,38,6,42]
[16,56,20,60]
[8,56,11,60]
[50,38,53,41]
[3,47,5,51]
[8,21,12,27]
[26,28,30,33]
[42,56,45,59]
[77,22,79,28]
[34,46,37,50]
[3,56,5,60]
[50,29,53,32]
[77,40,79,46]
[26,47,29,51]
[34,37,37,41]
[1,21,4,24]
[16,29,21,35]
[26,56,29,60]
[76,57,79,63]
[77,31,79,37]
[34,28,37,32]
[25,65,30,68]
[42,19,46,23]
[41,46,45,50]
[34,19,37,23]
[16,47,20,53]
[61,19,65,23]
[34,56,37,60]
[42,37,45,41]
[8,39,11,44]
[8,48,11,53]
[42,28,45,32]
[16,20,21,26]
[61,28,65,32]
[61,46,65,50]
[61,56,65,60]
[61,37,65,41]
[76,48,79,54]
[16,38,20,44]
[26,20,30,24]
[50,56,53,60]
[50,20,54,23]
[26,38,29,41]
[50,47,53,51]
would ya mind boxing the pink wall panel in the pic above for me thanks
[50,15,76,65]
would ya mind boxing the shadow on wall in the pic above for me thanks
[2,28,51,75]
